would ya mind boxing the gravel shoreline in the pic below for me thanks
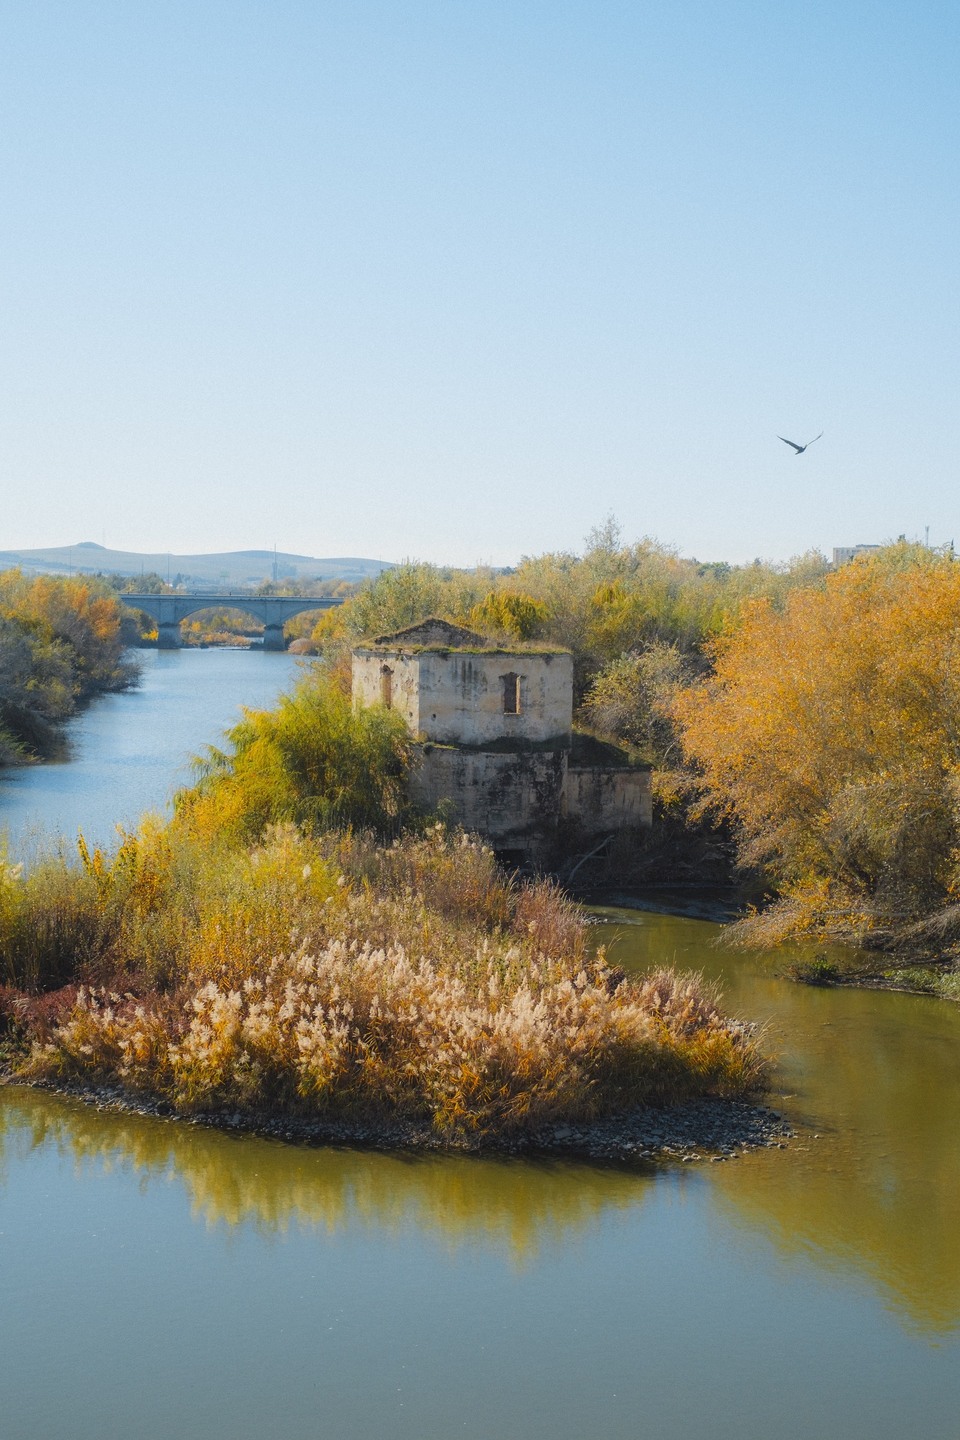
[4,1076,794,1163]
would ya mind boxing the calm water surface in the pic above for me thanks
[0,647,301,855]
[2,654,959,1439]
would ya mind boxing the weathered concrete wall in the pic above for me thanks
[410,746,567,848]
[352,653,422,732]
[563,766,653,832]
[353,636,650,859]
[354,647,573,746]
[416,652,572,746]
[410,746,651,855]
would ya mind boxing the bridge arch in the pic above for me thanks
[123,593,343,650]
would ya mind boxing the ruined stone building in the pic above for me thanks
[352,619,651,860]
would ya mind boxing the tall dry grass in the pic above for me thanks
[24,948,762,1136]
[3,824,767,1137]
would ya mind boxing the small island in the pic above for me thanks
[0,647,775,1159]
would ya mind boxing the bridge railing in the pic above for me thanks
[121,593,344,650]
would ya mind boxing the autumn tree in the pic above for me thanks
[513,530,828,692]
[673,548,960,942]
[177,673,415,843]
[334,562,490,640]
[0,570,137,761]
[581,642,692,765]
[468,590,548,641]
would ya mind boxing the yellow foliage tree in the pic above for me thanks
[0,569,136,759]
[468,590,548,641]
[673,551,960,941]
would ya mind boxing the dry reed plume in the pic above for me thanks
[3,825,766,1139]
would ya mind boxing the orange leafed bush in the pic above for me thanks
[673,549,960,940]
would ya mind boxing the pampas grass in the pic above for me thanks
[4,824,767,1138]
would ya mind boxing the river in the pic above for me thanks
[1,651,959,1439]
[0,647,302,856]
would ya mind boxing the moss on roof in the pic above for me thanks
[353,642,571,657]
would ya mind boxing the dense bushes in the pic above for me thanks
[1,822,577,995]
[673,548,960,946]
[2,824,765,1136]
[0,569,136,761]
[175,672,416,843]
[304,523,828,697]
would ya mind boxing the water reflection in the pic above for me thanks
[712,988,960,1334]
[595,908,960,1334]
[0,648,301,855]
[0,1087,652,1266]
[4,903,960,1336]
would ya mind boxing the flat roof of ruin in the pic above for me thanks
[353,617,570,657]
[353,642,572,657]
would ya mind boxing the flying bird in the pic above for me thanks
[778,431,823,454]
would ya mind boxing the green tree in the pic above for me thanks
[581,642,692,764]
[177,672,416,843]
[468,590,548,641]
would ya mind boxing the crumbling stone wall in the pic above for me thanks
[563,765,652,830]
[352,647,573,747]
[351,621,652,860]
[409,746,568,851]
[409,745,652,857]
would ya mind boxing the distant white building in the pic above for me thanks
[832,544,882,567]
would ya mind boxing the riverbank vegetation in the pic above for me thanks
[179,671,415,843]
[0,570,137,765]
[304,520,827,707]
[0,824,765,1139]
[672,546,960,966]
[298,528,960,978]
[12,524,960,987]
[0,663,766,1141]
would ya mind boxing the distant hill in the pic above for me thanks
[0,543,392,589]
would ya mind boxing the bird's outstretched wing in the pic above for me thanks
[805,431,824,448]
[778,435,803,452]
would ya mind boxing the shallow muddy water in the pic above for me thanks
[2,653,959,1438]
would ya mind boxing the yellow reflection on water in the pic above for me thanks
[713,986,960,1334]
[4,907,958,1332]
[0,1086,652,1268]
[596,907,960,1335]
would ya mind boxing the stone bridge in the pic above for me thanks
[123,593,344,650]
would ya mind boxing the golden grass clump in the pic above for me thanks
[6,824,767,1138]
[26,949,763,1137]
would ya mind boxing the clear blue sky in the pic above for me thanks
[2,1,957,566]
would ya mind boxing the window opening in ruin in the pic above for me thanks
[502,672,521,715]
[380,665,394,708]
